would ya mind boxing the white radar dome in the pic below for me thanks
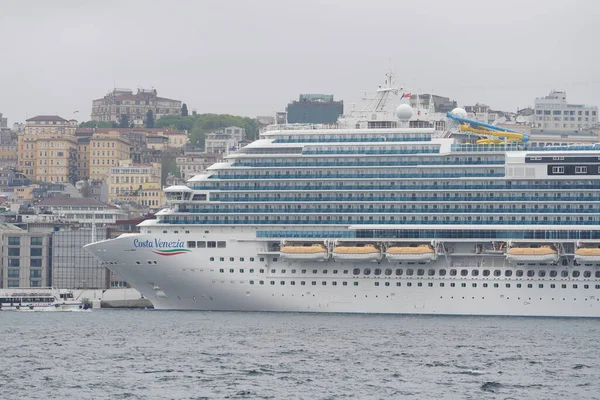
[395,104,413,120]
[451,107,468,118]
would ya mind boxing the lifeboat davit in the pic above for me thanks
[575,245,600,263]
[332,244,382,262]
[506,245,559,263]
[385,244,436,262]
[280,244,328,262]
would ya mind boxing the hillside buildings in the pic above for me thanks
[91,88,182,126]
[286,94,343,124]
[106,160,163,207]
[88,132,131,180]
[534,91,598,131]
[18,132,78,183]
[24,115,77,135]
[176,153,221,181]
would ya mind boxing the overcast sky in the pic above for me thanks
[1,0,598,125]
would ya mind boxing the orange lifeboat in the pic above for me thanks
[332,244,382,262]
[385,244,436,262]
[280,244,328,262]
[506,245,558,263]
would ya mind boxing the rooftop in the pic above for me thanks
[35,197,113,208]
[26,115,68,122]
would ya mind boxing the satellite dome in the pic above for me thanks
[451,107,467,118]
[395,104,413,120]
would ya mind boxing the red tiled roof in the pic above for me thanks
[26,115,68,122]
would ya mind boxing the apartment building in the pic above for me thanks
[91,88,182,125]
[534,91,598,130]
[0,223,51,288]
[176,153,221,181]
[24,115,77,135]
[18,132,78,183]
[89,132,131,180]
[106,160,163,207]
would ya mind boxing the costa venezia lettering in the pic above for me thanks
[133,239,185,249]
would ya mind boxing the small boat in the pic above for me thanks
[506,245,559,263]
[385,244,436,262]
[332,244,382,262]
[575,245,600,263]
[0,289,90,312]
[280,244,328,261]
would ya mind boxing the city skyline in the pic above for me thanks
[0,0,598,125]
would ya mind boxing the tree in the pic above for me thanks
[181,103,188,117]
[118,114,131,128]
[145,110,155,128]
[79,121,112,128]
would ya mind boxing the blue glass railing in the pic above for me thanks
[452,144,600,152]
[209,172,505,180]
[301,149,440,155]
[256,229,600,240]
[177,207,597,214]
[273,137,432,143]
[231,160,505,167]
[160,218,597,226]
[216,195,600,203]
[189,182,600,191]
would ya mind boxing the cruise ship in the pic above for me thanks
[85,75,600,317]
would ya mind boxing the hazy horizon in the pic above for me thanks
[1,0,598,125]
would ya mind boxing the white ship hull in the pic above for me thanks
[506,254,559,264]
[332,253,382,262]
[280,252,328,262]
[85,232,600,317]
[385,253,436,262]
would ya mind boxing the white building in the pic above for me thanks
[222,126,245,141]
[534,91,598,131]
[205,132,239,155]
[176,153,222,181]
[32,198,126,227]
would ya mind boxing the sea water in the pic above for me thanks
[1,310,598,399]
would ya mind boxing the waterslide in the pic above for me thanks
[446,110,530,143]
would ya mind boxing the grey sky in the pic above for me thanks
[1,0,598,125]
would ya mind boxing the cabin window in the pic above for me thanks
[187,241,196,248]
[207,241,216,248]
[217,241,226,248]
[572,271,580,278]
[439,269,446,276]
[364,268,371,276]
[197,241,206,248]
[374,268,382,276]
[406,269,414,276]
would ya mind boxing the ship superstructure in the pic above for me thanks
[85,78,600,317]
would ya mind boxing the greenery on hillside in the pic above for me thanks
[79,120,116,128]
[155,114,259,148]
